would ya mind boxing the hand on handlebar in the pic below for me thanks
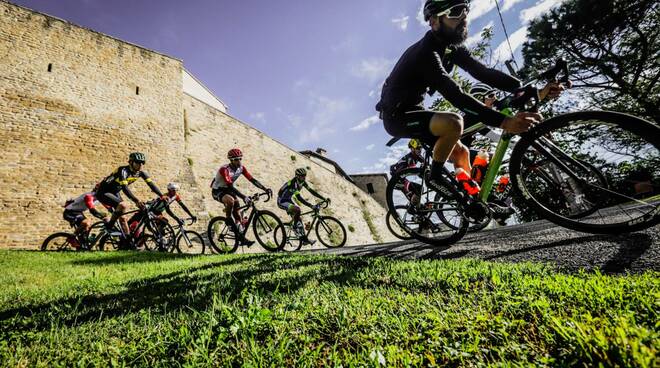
[500,112,543,134]
[244,196,253,206]
[313,204,321,212]
[191,216,197,224]
[539,80,571,101]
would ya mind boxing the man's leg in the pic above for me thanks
[448,141,471,174]
[427,112,463,180]
[115,202,130,235]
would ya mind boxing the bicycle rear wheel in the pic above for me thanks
[253,210,285,252]
[176,230,205,254]
[386,206,413,240]
[41,232,76,251]
[509,110,660,234]
[315,216,347,248]
[386,167,468,246]
[207,216,239,253]
[277,224,302,252]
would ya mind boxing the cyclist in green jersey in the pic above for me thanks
[277,168,328,245]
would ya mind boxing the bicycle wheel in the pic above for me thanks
[315,216,347,248]
[41,232,76,251]
[146,221,176,252]
[386,206,413,240]
[176,230,205,254]
[277,224,302,252]
[509,110,660,234]
[207,216,239,253]
[436,200,492,233]
[252,210,285,252]
[386,167,468,246]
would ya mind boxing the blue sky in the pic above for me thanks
[12,0,566,174]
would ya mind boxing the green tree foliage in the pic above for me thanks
[520,0,660,123]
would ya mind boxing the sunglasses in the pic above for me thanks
[133,161,145,165]
[436,4,469,19]
[231,157,242,161]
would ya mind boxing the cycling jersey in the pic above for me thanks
[64,192,98,212]
[211,164,254,190]
[149,193,181,213]
[97,166,153,194]
[390,151,424,176]
[376,31,522,127]
[277,179,323,208]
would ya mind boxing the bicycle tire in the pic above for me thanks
[277,224,303,252]
[509,110,660,234]
[386,167,468,246]
[207,216,239,253]
[41,232,76,251]
[252,210,285,252]
[145,221,176,252]
[386,206,414,240]
[315,216,347,248]
[176,230,205,254]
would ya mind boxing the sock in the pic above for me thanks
[430,160,445,181]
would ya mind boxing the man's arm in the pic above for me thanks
[293,191,314,208]
[452,46,521,93]
[425,51,509,127]
[85,194,106,219]
[304,182,325,201]
[242,167,268,192]
[175,196,195,219]
[141,172,163,197]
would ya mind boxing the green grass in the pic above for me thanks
[0,250,658,367]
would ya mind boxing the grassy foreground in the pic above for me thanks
[0,250,658,367]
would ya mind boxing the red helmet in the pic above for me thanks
[227,148,242,159]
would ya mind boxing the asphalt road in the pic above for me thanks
[309,220,660,274]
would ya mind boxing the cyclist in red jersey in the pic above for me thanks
[62,191,108,248]
[211,148,272,246]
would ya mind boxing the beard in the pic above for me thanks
[434,21,468,45]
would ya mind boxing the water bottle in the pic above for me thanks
[471,150,490,184]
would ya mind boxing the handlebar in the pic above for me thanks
[538,59,570,84]
[249,190,272,204]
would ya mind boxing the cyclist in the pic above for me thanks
[277,168,328,245]
[376,0,565,199]
[96,152,163,247]
[62,191,107,248]
[126,182,197,239]
[390,139,424,209]
[211,148,271,246]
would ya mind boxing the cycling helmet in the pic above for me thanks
[295,167,307,177]
[167,182,179,191]
[129,152,146,163]
[408,139,421,150]
[423,0,469,21]
[469,83,497,99]
[227,148,243,159]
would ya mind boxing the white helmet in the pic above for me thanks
[167,182,179,191]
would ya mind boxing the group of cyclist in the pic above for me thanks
[62,150,327,250]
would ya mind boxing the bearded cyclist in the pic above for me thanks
[96,152,163,246]
[211,148,271,246]
[277,168,328,245]
[376,0,566,200]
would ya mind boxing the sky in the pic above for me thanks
[11,0,567,175]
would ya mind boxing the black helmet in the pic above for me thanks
[129,152,146,163]
[295,167,307,177]
[423,0,469,21]
[469,83,497,99]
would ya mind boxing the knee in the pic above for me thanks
[431,113,463,138]
[445,113,464,136]
[117,202,128,213]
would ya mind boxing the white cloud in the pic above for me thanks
[366,144,375,151]
[360,144,409,173]
[249,112,265,123]
[465,21,494,47]
[287,114,303,127]
[392,15,409,31]
[492,26,528,62]
[299,96,352,143]
[520,0,565,23]
[351,58,395,83]
[350,115,380,132]
[502,0,526,12]
[467,0,497,23]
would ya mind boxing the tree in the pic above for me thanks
[520,0,660,123]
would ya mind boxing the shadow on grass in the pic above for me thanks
[0,253,372,336]
[68,251,206,265]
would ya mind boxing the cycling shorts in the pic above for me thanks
[63,210,85,226]
[382,110,437,147]
[212,187,236,202]
[277,198,299,214]
[96,191,123,209]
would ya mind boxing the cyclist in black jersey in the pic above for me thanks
[96,152,163,240]
[277,168,327,245]
[390,139,424,208]
[376,0,565,194]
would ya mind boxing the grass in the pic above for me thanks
[0,250,658,367]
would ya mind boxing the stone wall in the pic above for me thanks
[351,174,389,209]
[0,0,395,249]
[0,1,186,248]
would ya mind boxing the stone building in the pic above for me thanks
[350,173,389,208]
[0,0,394,249]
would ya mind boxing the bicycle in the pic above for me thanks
[170,217,205,254]
[207,191,285,253]
[97,202,176,252]
[386,59,660,245]
[41,220,108,251]
[276,200,347,252]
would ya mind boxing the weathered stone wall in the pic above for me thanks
[183,94,395,248]
[351,174,389,209]
[0,1,187,248]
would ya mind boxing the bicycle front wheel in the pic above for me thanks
[41,232,76,251]
[207,216,239,253]
[176,230,205,254]
[509,110,660,234]
[253,210,285,252]
[315,216,347,248]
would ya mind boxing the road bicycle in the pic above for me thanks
[41,220,108,251]
[97,202,176,252]
[386,60,660,245]
[207,191,285,253]
[276,199,347,252]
